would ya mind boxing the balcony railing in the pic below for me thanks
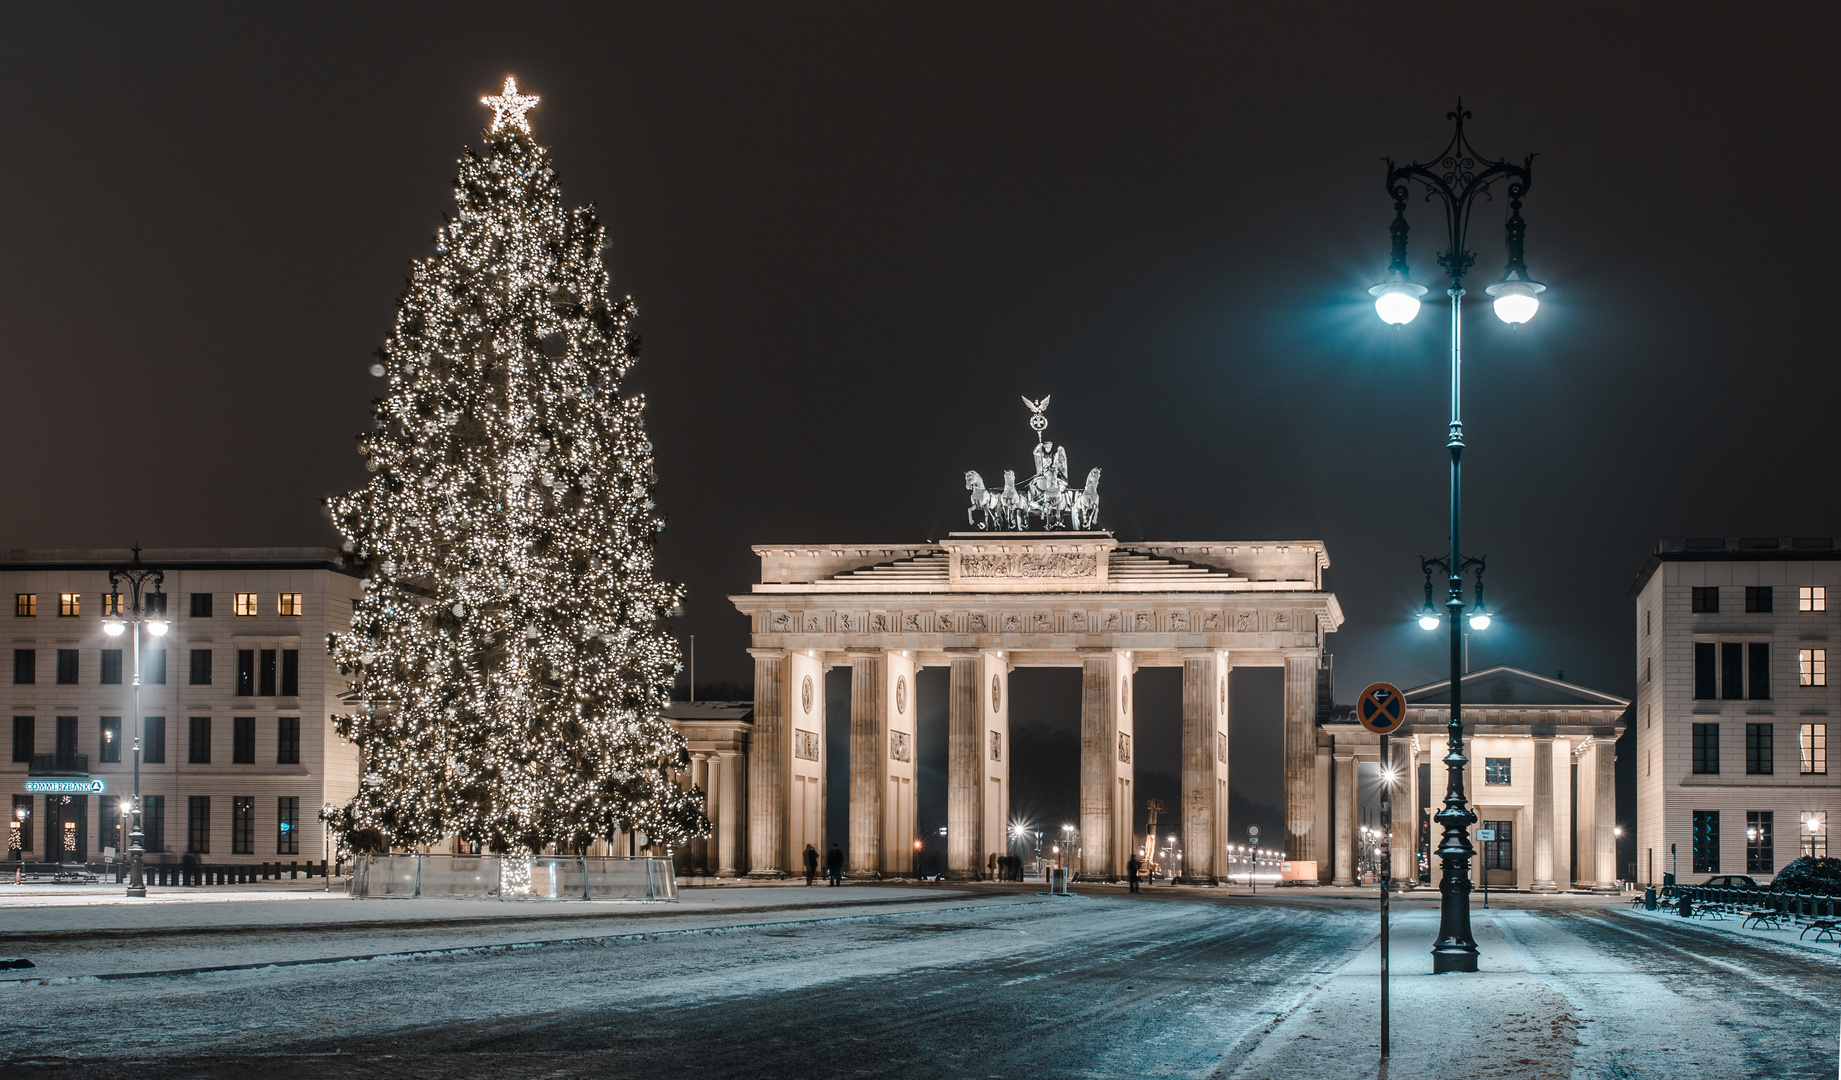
[28,753,87,775]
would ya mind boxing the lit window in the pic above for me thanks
[1801,649,1827,687]
[277,592,304,617]
[1804,811,1829,859]
[102,592,124,616]
[234,593,258,617]
[1484,758,1511,784]
[58,593,80,617]
[14,594,34,618]
[1803,724,1827,775]
[1802,586,1828,612]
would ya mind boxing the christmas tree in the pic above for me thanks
[327,78,703,863]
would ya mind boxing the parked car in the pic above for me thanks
[1699,875,1758,888]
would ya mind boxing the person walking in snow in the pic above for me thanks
[825,843,844,886]
[1127,853,1142,893]
[803,843,819,886]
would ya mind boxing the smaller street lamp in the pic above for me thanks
[103,547,168,899]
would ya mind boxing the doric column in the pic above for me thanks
[690,753,710,874]
[1333,748,1356,886]
[1283,652,1320,866]
[848,651,886,878]
[1531,735,1557,891]
[717,750,740,877]
[746,650,787,878]
[946,652,983,878]
[1593,736,1618,891]
[1179,650,1227,883]
[1079,650,1115,879]
[1388,737,1413,885]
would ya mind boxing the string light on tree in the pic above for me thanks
[326,76,705,866]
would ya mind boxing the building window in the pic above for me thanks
[1721,643,1744,700]
[1644,704,1651,729]
[102,592,124,616]
[1692,723,1719,774]
[234,593,258,617]
[187,796,210,854]
[1746,586,1774,613]
[259,649,276,696]
[1694,642,1716,699]
[1692,587,1719,613]
[1645,609,1651,636]
[1692,810,1720,874]
[189,649,212,686]
[277,717,300,765]
[1746,811,1774,874]
[13,649,33,685]
[188,717,211,764]
[281,650,298,696]
[12,717,32,763]
[236,650,255,696]
[1484,758,1511,784]
[1749,643,1771,700]
[233,716,255,765]
[58,593,80,617]
[11,794,32,852]
[144,717,165,764]
[190,593,213,618]
[15,594,34,617]
[1804,811,1830,859]
[278,593,304,617]
[1482,819,1513,870]
[143,794,164,852]
[1646,749,1651,777]
[55,649,78,685]
[55,716,76,764]
[100,649,122,685]
[278,796,299,855]
[1645,656,1651,684]
[1802,649,1827,687]
[146,648,166,685]
[1803,723,1828,775]
[99,716,121,764]
[1745,723,1773,775]
[232,796,254,855]
[1802,586,1827,612]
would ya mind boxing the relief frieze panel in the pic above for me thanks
[959,552,1098,579]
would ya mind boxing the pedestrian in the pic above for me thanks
[803,843,818,887]
[1127,853,1141,893]
[826,843,844,886]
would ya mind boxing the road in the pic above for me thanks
[2,884,1833,1079]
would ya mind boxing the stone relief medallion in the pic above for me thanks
[1272,611,1292,632]
[1121,676,1131,714]
[1118,731,1132,764]
[935,612,955,632]
[968,612,987,632]
[890,730,912,763]
[1003,612,1022,632]
[1491,678,1513,703]
[990,731,1003,761]
[903,612,922,632]
[1235,611,1255,632]
[872,613,890,633]
[837,612,855,632]
[896,675,908,715]
[1070,611,1088,631]
[802,675,814,714]
[804,614,823,633]
[1203,611,1222,632]
[771,612,791,632]
[1103,611,1120,632]
[1169,611,1189,632]
[1218,730,1228,764]
[1031,612,1052,632]
[991,674,1002,712]
[793,728,820,761]
[1134,612,1152,632]
[960,553,1098,579]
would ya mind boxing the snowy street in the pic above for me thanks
[3,884,1834,1079]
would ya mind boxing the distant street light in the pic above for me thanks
[1374,103,1542,974]
[102,547,168,899]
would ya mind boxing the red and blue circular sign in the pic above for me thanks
[1357,682,1406,735]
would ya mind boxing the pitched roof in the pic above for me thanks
[1403,665,1627,709]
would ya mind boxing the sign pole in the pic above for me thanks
[1380,730,1390,1061]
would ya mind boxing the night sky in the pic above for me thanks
[4,7,1835,842]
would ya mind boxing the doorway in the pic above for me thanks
[44,794,86,864]
[1482,818,1514,887]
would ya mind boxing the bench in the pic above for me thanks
[1742,909,1788,930]
[1800,918,1841,943]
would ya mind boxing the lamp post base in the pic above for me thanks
[1431,946,1479,974]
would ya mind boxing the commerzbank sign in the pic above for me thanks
[24,779,105,794]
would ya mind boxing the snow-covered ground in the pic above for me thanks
[2,886,1833,1078]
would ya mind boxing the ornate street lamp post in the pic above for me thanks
[101,546,168,898]
[1372,103,1543,973]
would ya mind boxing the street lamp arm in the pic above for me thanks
[1383,102,1536,285]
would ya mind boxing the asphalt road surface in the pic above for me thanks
[4,886,1834,1079]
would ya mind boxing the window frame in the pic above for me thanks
[233,593,258,617]
[143,794,165,853]
[11,717,32,763]
[99,716,122,764]
[1802,586,1828,612]
[1749,642,1771,700]
[1484,758,1512,785]
[144,716,165,764]
[189,649,212,686]
[277,717,300,765]
[1746,586,1774,613]
[277,592,304,617]
[100,648,122,686]
[1692,809,1720,874]
[1802,648,1827,687]
[1804,723,1828,775]
[277,796,299,855]
[232,716,255,765]
[1746,810,1774,874]
[14,593,34,617]
[190,593,212,618]
[55,649,78,685]
[1693,642,1716,699]
[1804,811,1830,859]
[1692,587,1719,614]
[187,795,210,855]
[188,716,211,765]
[1692,723,1720,775]
[1745,722,1774,775]
[232,796,254,855]
[13,649,33,685]
[57,592,80,618]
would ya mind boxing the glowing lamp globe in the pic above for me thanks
[1485,273,1545,324]
[1370,277,1429,325]
[1418,609,1440,631]
[147,618,170,637]
[102,616,126,637]
[1468,611,1492,630]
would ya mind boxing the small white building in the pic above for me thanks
[1,548,361,866]
[1634,537,1841,886]
[1320,666,1627,891]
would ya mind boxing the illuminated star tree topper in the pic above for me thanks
[481,75,539,133]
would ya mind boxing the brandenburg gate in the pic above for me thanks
[731,533,1342,881]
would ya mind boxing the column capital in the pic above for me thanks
[747,647,787,660]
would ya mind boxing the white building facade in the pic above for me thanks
[2,548,361,867]
[1634,537,1841,886]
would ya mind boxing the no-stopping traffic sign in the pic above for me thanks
[1357,682,1406,735]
